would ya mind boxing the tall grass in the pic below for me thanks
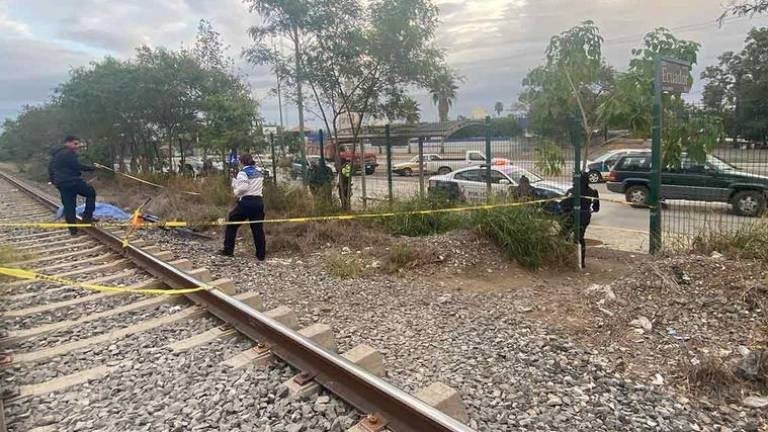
[690,223,768,262]
[374,195,466,237]
[472,206,574,270]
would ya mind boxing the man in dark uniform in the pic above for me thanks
[561,172,600,268]
[48,136,96,236]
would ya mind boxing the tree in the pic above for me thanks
[702,27,768,145]
[244,0,312,163]
[2,22,260,175]
[429,68,461,123]
[722,0,768,19]
[603,28,721,167]
[274,0,451,210]
[521,21,613,167]
[494,101,504,117]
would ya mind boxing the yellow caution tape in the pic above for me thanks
[0,266,210,295]
[0,198,561,230]
[94,163,200,196]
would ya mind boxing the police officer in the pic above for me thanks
[561,172,600,268]
[48,136,96,236]
[220,153,266,262]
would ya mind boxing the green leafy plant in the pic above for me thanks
[534,141,566,176]
[473,206,574,270]
[375,196,465,237]
[324,252,363,279]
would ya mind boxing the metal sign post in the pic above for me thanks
[650,56,691,254]
[484,116,492,201]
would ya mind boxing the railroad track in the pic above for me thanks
[0,171,472,432]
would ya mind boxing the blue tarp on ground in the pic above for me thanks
[55,202,132,221]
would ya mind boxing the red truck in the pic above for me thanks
[308,142,378,175]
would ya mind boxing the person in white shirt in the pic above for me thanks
[220,153,266,261]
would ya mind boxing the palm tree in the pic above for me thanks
[494,101,504,117]
[430,71,460,123]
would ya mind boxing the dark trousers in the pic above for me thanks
[58,180,96,234]
[223,196,266,261]
[562,212,591,268]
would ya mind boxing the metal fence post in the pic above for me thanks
[319,129,326,169]
[649,55,663,254]
[385,125,393,205]
[485,116,492,201]
[360,136,368,210]
[269,132,278,186]
[572,128,582,268]
[418,136,425,200]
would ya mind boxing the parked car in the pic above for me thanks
[428,165,569,204]
[291,156,337,180]
[586,149,650,183]
[393,154,442,176]
[606,153,768,217]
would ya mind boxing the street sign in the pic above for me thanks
[660,59,691,94]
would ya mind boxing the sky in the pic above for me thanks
[2,0,768,128]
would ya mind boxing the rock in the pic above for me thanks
[546,395,563,406]
[651,374,664,386]
[629,316,653,332]
[742,396,768,409]
[710,251,724,259]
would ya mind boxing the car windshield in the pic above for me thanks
[707,155,737,171]
[502,167,543,183]
[592,151,619,163]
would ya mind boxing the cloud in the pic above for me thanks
[2,0,768,127]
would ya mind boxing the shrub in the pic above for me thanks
[324,251,363,279]
[385,243,416,272]
[690,223,768,262]
[473,206,574,270]
[375,196,465,237]
[263,182,318,217]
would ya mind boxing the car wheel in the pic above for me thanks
[403,168,413,176]
[731,190,766,217]
[437,167,451,175]
[625,185,649,207]
[588,170,602,184]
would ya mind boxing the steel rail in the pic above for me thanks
[0,171,475,432]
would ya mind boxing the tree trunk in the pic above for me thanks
[293,27,307,180]
[438,98,449,123]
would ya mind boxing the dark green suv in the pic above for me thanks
[606,154,768,217]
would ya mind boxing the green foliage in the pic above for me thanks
[324,252,363,279]
[722,0,768,18]
[385,243,416,272]
[450,116,521,139]
[691,223,768,263]
[375,196,465,237]
[702,27,768,144]
[494,101,504,117]
[663,110,724,167]
[430,68,462,123]
[0,21,260,172]
[521,20,612,160]
[262,183,317,217]
[534,141,566,176]
[473,206,575,270]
